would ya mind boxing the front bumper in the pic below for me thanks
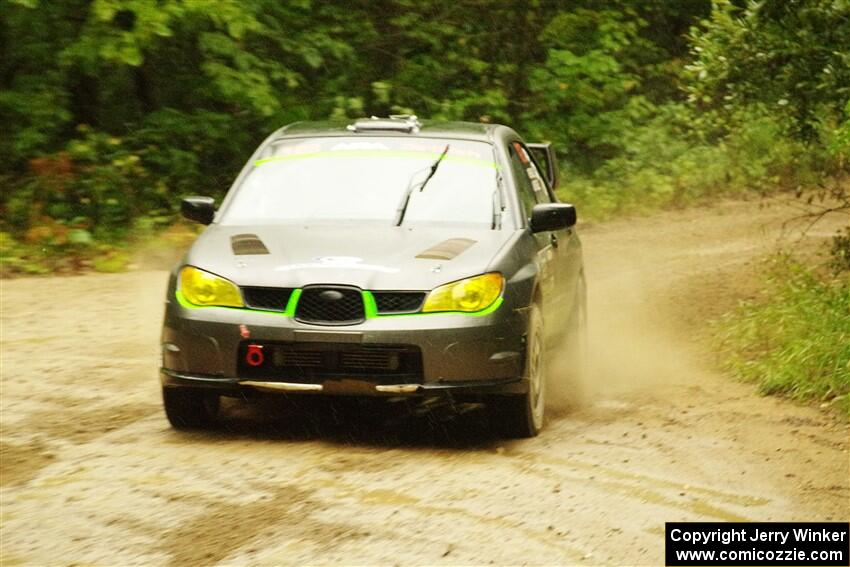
[160,293,530,395]
[161,369,526,396]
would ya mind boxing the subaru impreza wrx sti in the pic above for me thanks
[161,115,585,437]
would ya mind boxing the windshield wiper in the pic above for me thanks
[394,144,450,226]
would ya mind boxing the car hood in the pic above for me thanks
[183,224,516,290]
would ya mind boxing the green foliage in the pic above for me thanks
[685,0,850,141]
[715,258,850,417]
[0,220,201,276]
[1,0,847,275]
[6,128,146,239]
[555,0,848,219]
[525,9,648,171]
[0,228,129,275]
[825,99,850,165]
[557,103,823,219]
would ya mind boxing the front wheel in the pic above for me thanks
[488,302,545,438]
[162,387,220,429]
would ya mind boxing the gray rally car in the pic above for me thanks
[160,115,585,437]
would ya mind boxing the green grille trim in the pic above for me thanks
[284,288,302,317]
[362,290,379,318]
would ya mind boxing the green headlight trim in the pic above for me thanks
[254,150,496,169]
[174,289,256,313]
[174,289,196,309]
[362,295,503,318]
[464,295,503,316]
[175,288,288,316]
[371,296,503,318]
[176,287,502,317]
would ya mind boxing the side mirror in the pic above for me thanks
[527,142,559,189]
[530,203,576,233]
[181,196,216,225]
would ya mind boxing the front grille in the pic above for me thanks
[373,291,425,314]
[238,342,423,382]
[243,287,293,312]
[295,286,364,325]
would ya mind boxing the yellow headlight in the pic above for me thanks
[179,266,244,307]
[422,273,504,313]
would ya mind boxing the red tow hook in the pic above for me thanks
[245,344,265,367]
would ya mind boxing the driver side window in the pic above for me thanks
[518,143,553,204]
[509,142,553,222]
[508,142,538,219]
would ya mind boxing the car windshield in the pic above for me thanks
[220,136,500,228]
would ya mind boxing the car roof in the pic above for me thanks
[275,119,514,143]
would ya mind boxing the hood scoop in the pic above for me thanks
[231,233,269,255]
[415,238,476,260]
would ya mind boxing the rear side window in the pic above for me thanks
[509,142,543,219]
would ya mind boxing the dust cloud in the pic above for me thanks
[549,262,705,414]
[551,198,847,412]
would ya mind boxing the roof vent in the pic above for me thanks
[347,115,420,133]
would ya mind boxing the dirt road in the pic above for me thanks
[1,198,848,566]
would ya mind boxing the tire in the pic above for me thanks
[488,302,546,438]
[162,387,220,429]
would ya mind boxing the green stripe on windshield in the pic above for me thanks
[254,150,496,168]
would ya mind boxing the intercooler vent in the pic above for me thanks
[273,349,323,367]
[340,350,401,371]
[238,342,423,382]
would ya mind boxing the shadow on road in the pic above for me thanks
[176,395,512,450]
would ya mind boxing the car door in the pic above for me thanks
[507,141,558,317]
[511,142,580,334]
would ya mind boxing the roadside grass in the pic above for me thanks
[0,223,201,277]
[713,256,850,418]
